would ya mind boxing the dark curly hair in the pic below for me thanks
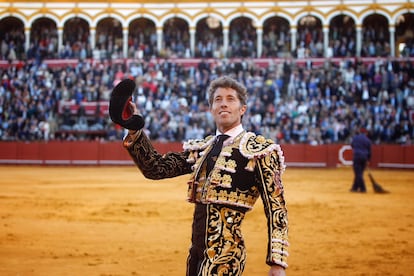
[207,76,248,107]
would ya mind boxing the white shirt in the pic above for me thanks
[216,124,244,146]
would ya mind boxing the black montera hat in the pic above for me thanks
[109,79,145,130]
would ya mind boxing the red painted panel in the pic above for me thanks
[403,145,414,164]
[70,142,100,161]
[304,145,327,162]
[0,142,17,159]
[98,141,130,161]
[16,142,41,160]
[370,146,382,167]
[381,145,404,163]
[41,141,72,161]
[280,144,305,163]
[327,144,347,167]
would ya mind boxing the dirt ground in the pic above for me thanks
[0,166,413,276]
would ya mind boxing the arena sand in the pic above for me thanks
[0,166,413,276]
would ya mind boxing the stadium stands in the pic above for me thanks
[0,56,413,144]
[0,1,413,144]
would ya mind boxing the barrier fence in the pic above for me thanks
[0,141,413,169]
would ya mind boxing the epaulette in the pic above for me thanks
[183,135,214,163]
[239,132,286,173]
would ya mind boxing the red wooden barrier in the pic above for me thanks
[0,141,412,169]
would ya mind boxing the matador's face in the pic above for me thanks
[210,87,246,133]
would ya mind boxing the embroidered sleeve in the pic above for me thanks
[255,150,289,268]
[123,130,193,179]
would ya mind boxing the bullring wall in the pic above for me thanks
[0,142,412,169]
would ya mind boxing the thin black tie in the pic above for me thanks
[206,134,229,175]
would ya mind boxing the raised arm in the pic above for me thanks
[124,130,193,180]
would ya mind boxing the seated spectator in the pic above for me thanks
[0,55,413,145]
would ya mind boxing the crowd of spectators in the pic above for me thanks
[1,12,414,147]
[1,55,413,145]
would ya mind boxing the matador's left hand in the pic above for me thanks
[268,265,286,276]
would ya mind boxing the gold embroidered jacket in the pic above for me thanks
[123,130,289,268]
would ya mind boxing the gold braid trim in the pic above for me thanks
[239,132,286,173]
[183,135,214,163]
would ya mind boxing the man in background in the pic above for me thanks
[350,128,372,193]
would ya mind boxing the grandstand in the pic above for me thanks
[0,1,413,167]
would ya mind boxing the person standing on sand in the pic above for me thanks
[350,128,372,193]
[111,76,289,276]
